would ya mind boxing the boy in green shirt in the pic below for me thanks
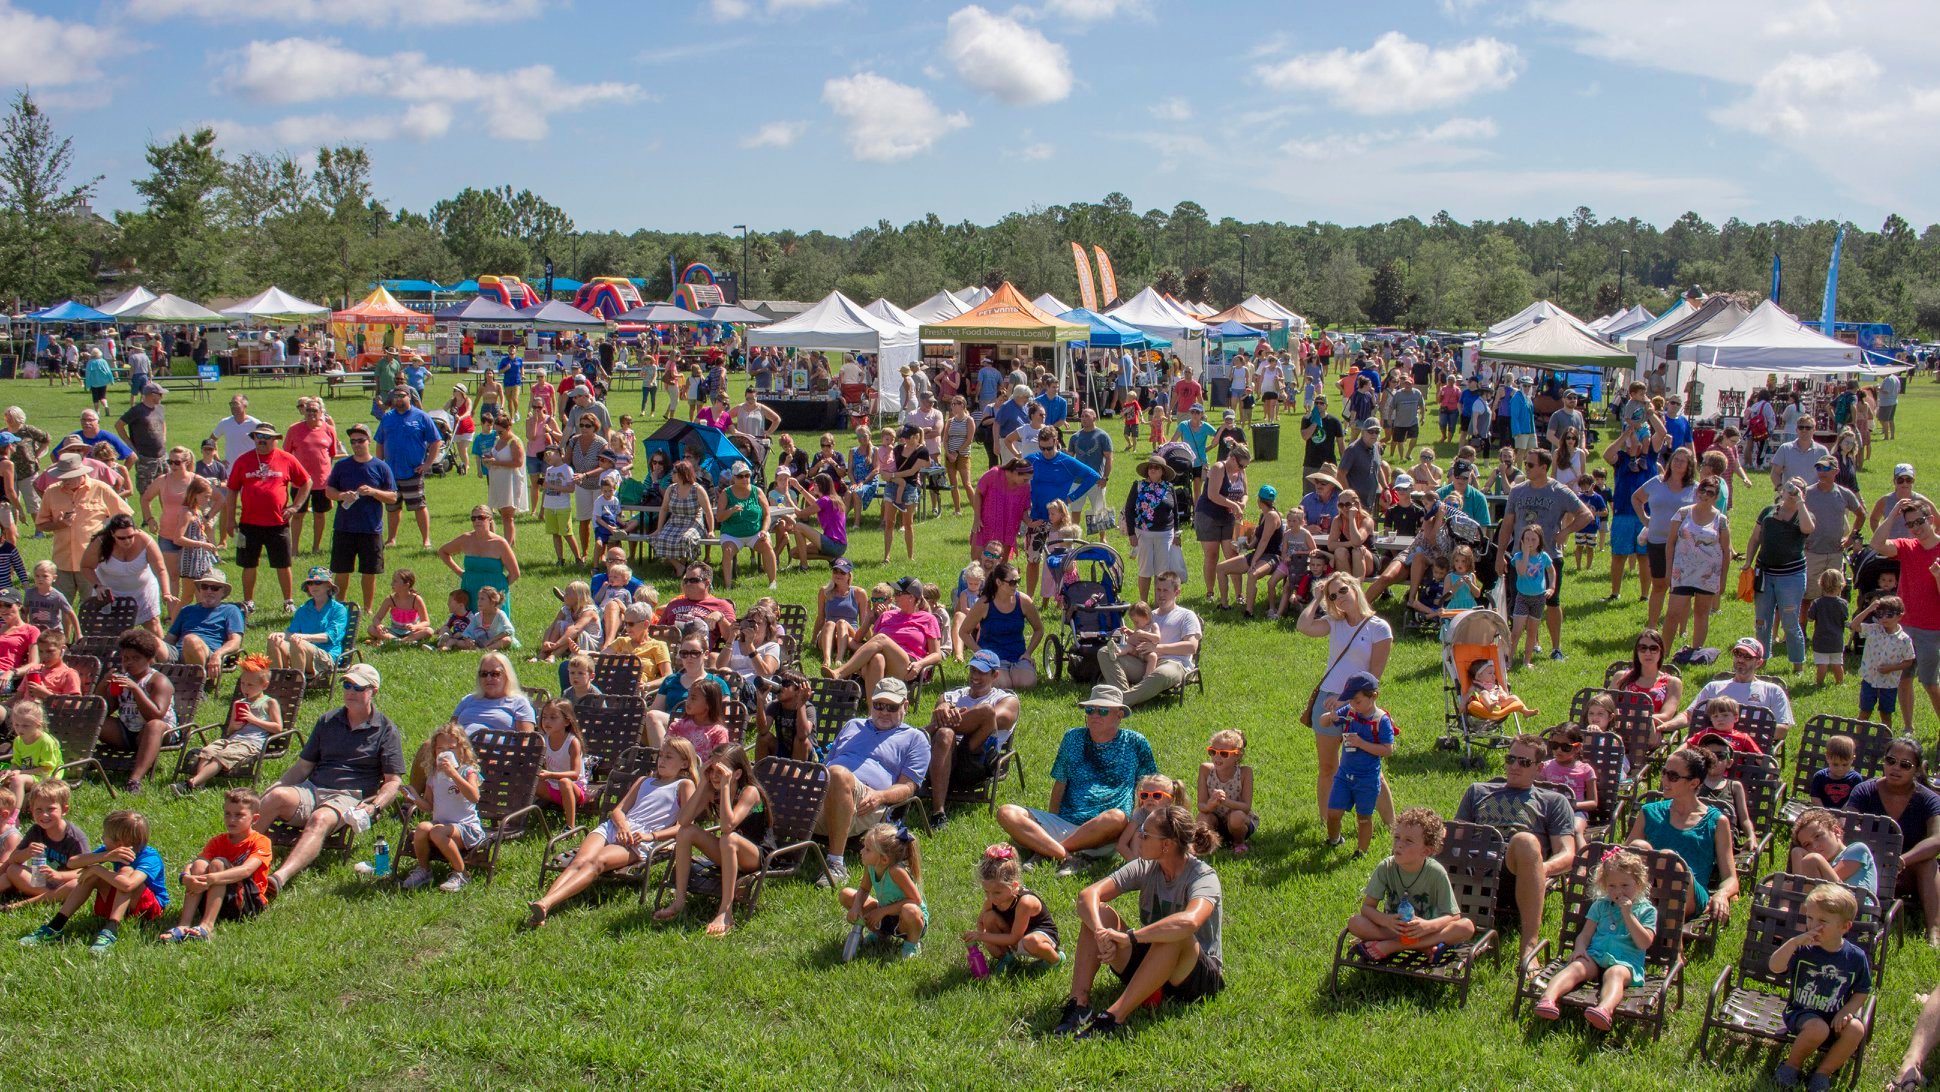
[1345,806,1476,961]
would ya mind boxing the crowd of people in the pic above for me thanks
[3,327,1939,1080]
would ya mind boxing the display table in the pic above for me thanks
[768,395,846,432]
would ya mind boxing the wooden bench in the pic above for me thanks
[317,375,378,400]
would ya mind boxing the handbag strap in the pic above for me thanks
[1318,615,1375,694]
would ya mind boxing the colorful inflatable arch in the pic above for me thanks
[671,262,727,310]
[476,275,539,309]
[573,276,645,321]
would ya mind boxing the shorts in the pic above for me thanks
[1116,941,1225,1005]
[386,476,426,512]
[842,777,887,837]
[1911,626,1940,686]
[1212,805,1259,840]
[1512,434,1536,451]
[1193,504,1235,543]
[196,734,267,772]
[721,531,764,550]
[441,819,487,850]
[1670,584,1715,598]
[1861,680,1900,718]
[306,493,331,514]
[1439,409,1459,431]
[236,523,292,570]
[1328,767,1381,817]
[1646,542,1668,580]
[525,454,546,475]
[1783,1008,1832,1036]
[87,385,108,404]
[1880,404,1898,423]
[1575,531,1599,547]
[288,781,364,828]
[1814,651,1844,666]
[218,875,269,920]
[1308,690,1341,736]
[889,481,921,509]
[1611,513,1645,557]
[593,819,660,861]
[1263,390,1281,402]
[819,533,847,558]
[94,884,163,922]
[1391,425,1418,446]
[542,506,574,535]
[330,532,384,576]
[1512,592,1546,619]
[1021,807,1118,859]
[574,486,600,521]
[1805,551,1845,593]
[540,778,590,808]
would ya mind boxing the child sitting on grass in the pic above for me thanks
[400,722,485,893]
[1,698,58,802]
[174,654,281,796]
[434,588,472,650]
[1808,735,1863,810]
[841,821,926,961]
[1463,657,1539,722]
[1346,806,1477,961]
[1198,729,1257,855]
[453,585,516,651]
[368,570,433,646]
[1319,672,1394,859]
[161,788,271,942]
[1769,883,1872,1090]
[1787,807,1878,897]
[0,785,17,884]
[4,779,83,904]
[1114,774,1189,860]
[1531,847,1656,1031]
[964,843,1061,974]
[18,808,167,955]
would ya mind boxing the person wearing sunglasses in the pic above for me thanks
[1871,497,1940,733]
[827,576,942,699]
[1868,463,1930,539]
[652,561,736,649]
[321,422,398,617]
[254,662,403,895]
[450,650,536,737]
[222,424,311,617]
[1845,738,1940,943]
[815,677,930,887]
[923,648,1022,830]
[373,386,442,551]
[995,682,1154,879]
[434,504,520,621]
[1625,746,1739,927]
[1611,629,1685,727]
[969,457,1035,567]
[1453,733,1579,963]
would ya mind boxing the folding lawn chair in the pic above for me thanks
[393,728,545,886]
[45,694,111,795]
[573,693,648,785]
[1776,715,1894,830]
[1329,820,1503,1007]
[536,744,661,893]
[93,662,204,787]
[77,596,137,639]
[590,653,642,698]
[649,755,833,917]
[171,668,306,791]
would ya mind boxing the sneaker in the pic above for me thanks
[899,940,921,960]
[1051,999,1092,1036]
[1350,849,1366,861]
[87,928,117,955]
[1075,1010,1128,1040]
[1055,856,1085,877]
[1804,1075,1831,1092]
[1550,648,1565,663]
[1773,1064,1800,1088]
[929,810,951,832]
[1325,835,1345,848]
[172,781,193,798]
[438,872,471,893]
[17,924,60,947]
[817,858,849,888]
[400,867,435,891]
[283,599,296,615]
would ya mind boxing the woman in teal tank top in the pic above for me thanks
[714,465,778,588]
[438,504,521,610]
[1626,747,1738,920]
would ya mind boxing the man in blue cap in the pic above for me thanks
[922,648,1021,830]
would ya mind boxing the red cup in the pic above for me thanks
[108,680,123,698]
[233,699,251,723]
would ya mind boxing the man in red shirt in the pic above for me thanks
[652,560,736,648]
[281,398,342,556]
[225,425,312,616]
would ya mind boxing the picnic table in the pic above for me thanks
[318,374,379,400]
[151,373,211,402]
[240,363,302,388]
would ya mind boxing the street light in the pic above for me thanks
[1553,262,1562,296]
[1618,248,1629,307]
[1239,232,1250,298]
[733,224,749,302]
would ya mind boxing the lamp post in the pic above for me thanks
[733,224,749,302]
[1553,262,1562,296]
[1239,232,1250,298]
[1618,248,1628,308]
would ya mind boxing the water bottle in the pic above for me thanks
[1396,894,1417,947]
[24,848,45,890]
[372,837,391,879]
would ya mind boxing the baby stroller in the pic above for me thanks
[1436,608,1522,769]
[1847,549,1900,656]
[423,410,459,477]
[1153,440,1197,517]
[1040,542,1128,685]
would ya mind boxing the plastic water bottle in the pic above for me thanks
[24,848,45,890]
[1397,894,1417,947]
[372,837,391,879]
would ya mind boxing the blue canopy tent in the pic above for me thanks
[378,279,444,295]
[1058,307,1164,349]
[27,300,113,324]
[641,418,750,486]
[1206,319,1267,340]
[442,279,480,294]
[547,277,584,293]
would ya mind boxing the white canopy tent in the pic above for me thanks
[1620,297,1698,354]
[1239,294,1308,334]
[221,286,330,324]
[863,297,921,333]
[96,286,159,317]
[1600,304,1658,340]
[1479,315,1634,369]
[1107,287,1207,373]
[1484,299,1596,340]
[904,289,969,325]
[115,293,228,324]
[1644,298,1749,395]
[954,285,992,307]
[1030,292,1073,316]
[748,290,919,413]
[1675,300,1908,413]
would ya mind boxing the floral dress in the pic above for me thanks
[1667,507,1726,595]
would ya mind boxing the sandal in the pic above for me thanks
[1583,1005,1614,1031]
[1888,1066,1928,1092]
[1532,1000,1562,1021]
[1354,940,1391,962]
[159,926,191,944]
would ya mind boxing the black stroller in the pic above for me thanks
[1847,550,1900,656]
[1040,542,1129,685]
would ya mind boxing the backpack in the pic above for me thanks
[1747,405,1770,441]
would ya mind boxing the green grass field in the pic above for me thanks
[0,369,1933,1089]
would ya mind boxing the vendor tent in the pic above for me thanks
[1645,297,1749,362]
[514,300,606,329]
[614,302,707,325]
[903,289,969,325]
[748,290,920,410]
[1058,308,1160,349]
[1030,292,1073,315]
[917,282,1087,344]
[1239,294,1308,333]
[1108,286,1208,337]
[863,298,921,333]
[334,287,434,327]
[1206,319,1267,340]
[1620,297,1699,353]
[27,300,112,324]
[116,293,229,324]
[221,286,330,324]
[1202,303,1278,329]
[1484,299,1594,340]
[955,285,992,307]
[1599,304,1657,340]
[1479,315,1634,369]
[431,297,525,326]
[96,286,159,317]
[696,304,770,325]
[1674,300,1875,372]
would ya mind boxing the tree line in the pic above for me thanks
[3,91,1937,335]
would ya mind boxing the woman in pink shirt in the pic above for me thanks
[970,458,1033,561]
[281,397,342,555]
[826,576,942,697]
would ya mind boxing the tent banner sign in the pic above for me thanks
[940,324,1053,340]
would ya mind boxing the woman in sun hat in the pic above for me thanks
[268,565,350,675]
[1121,453,1184,602]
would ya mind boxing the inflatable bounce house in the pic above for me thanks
[573,276,645,321]
[671,262,727,310]
[476,275,539,309]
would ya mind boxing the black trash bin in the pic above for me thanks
[1250,422,1280,462]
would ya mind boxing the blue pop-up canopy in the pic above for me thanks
[1059,307,1162,349]
[1207,319,1267,340]
[28,300,113,323]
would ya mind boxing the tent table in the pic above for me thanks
[767,395,846,432]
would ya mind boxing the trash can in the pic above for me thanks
[1250,422,1280,462]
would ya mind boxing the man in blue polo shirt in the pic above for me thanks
[325,421,399,614]
[1033,376,1070,430]
[373,386,442,550]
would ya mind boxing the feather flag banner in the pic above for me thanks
[1071,242,1098,311]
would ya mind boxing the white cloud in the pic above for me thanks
[0,3,125,90]
[130,0,540,25]
[1039,0,1137,19]
[216,37,641,142]
[822,72,969,162]
[1010,142,1054,161]
[210,105,455,147]
[943,6,1073,106]
[1255,32,1521,115]
[1281,116,1498,166]
[1149,97,1191,121]
[740,121,806,149]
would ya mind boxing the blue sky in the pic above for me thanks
[9,0,1938,233]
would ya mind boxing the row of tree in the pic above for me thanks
[4,91,1938,335]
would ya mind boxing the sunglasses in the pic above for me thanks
[1137,790,1172,802]
[679,649,704,658]
[683,577,706,585]
[477,669,503,678]
[1637,643,1662,652]
[1546,740,1578,752]
[471,514,489,522]
[1885,757,1919,770]
[1504,755,1537,768]
[1661,768,1694,782]
[869,701,903,712]
[341,680,372,693]
[1909,516,1930,528]
[350,436,370,443]
[1083,705,1118,717]
[579,423,597,429]
[1207,746,1241,757]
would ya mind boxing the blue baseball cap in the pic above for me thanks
[1340,672,1380,701]
[967,649,1001,673]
